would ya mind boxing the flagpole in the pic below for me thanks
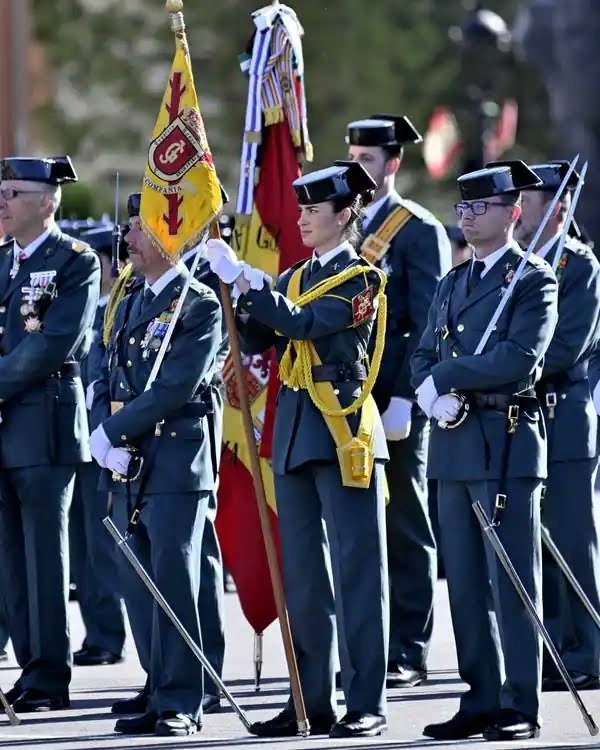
[210,224,310,735]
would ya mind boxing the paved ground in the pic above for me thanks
[1,581,600,749]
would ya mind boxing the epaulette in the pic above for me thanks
[525,252,549,269]
[564,235,590,256]
[396,197,437,226]
[70,239,91,254]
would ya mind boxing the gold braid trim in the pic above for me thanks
[278,264,387,417]
[103,263,135,346]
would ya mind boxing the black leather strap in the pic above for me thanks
[311,362,367,382]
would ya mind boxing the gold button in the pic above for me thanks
[0,306,6,313]
[129,337,135,345]
[246,301,253,306]
[457,323,464,333]
[452,351,458,358]
[127,360,132,367]
[121,434,127,441]
[170,431,177,437]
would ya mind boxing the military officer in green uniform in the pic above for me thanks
[207,161,389,739]
[412,161,558,741]
[516,161,600,691]
[346,115,451,687]
[90,193,222,737]
[0,156,100,711]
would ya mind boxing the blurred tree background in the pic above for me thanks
[29,0,555,223]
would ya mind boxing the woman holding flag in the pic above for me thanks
[206,160,390,739]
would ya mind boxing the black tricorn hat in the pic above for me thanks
[528,160,580,191]
[0,156,78,185]
[459,160,541,200]
[346,114,422,148]
[293,161,377,207]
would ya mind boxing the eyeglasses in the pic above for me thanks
[455,200,513,218]
[0,188,48,201]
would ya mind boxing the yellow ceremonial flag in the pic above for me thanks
[141,29,222,259]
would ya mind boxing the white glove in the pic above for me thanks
[432,394,461,422]
[105,447,132,476]
[415,375,439,418]
[205,238,244,284]
[89,425,112,468]
[381,397,412,441]
[593,382,600,416]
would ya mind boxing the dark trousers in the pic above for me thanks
[438,478,542,719]
[0,465,75,694]
[542,458,600,676]
[199,490,225,695]
[275,462,389,718]
[114,491,209,721]
[386,411,435,670]
[70,461,125,655]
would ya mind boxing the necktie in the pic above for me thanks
[308,259,320,278]
[140,287,155,314]
[469,259,486,293]
[10,250,28,279]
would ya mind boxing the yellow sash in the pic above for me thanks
[360,205,412,264]
[286,264,376,489]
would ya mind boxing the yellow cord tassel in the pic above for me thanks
[278,265,387,417]
[103,263,135,346]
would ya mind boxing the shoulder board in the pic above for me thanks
[525,252,549,269]
[70,239,91,254]
[396,197,440,226]
[564,235,590,256]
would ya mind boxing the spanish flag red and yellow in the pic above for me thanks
[140,5,222,259]
[215,3,312,634]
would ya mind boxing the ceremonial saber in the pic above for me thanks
[104,516,252,731]
[0,688,20,726]
[541,524,600,631]
[551,161,588,273]
[472,501,598,736]
[474,154,579,356]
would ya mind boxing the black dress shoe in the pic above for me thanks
[115,709,157,734]
[387,663,427,688]
[543,671,600,692]
[483,709,540,741]
[111,689,149,715]
[74,645,123,666]
[330,711,387,738]
[155,712,200,737]
[423,710,492,739]
[12,688,70,712]
[0,685,21,710]
[250,708,337,737]
[202,693,221,714]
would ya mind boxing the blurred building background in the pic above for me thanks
[1,0,599,243]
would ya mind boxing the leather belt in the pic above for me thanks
[110,397,213,419]
[470,390,537,413]
[538,361,589,389]
[311,362,367,382]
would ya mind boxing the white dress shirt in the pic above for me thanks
[536,233,561,261]
[144,261,187,296]
[12,224,55,275]
[362,194,389,230]
[473,242,517,278]
[312,240,353,268]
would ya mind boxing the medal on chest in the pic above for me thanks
[20,270,57,332]
[140,319,170,360]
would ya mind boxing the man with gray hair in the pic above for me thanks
[0,156,100,712]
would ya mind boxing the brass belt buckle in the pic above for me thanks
[507,404,519,434]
